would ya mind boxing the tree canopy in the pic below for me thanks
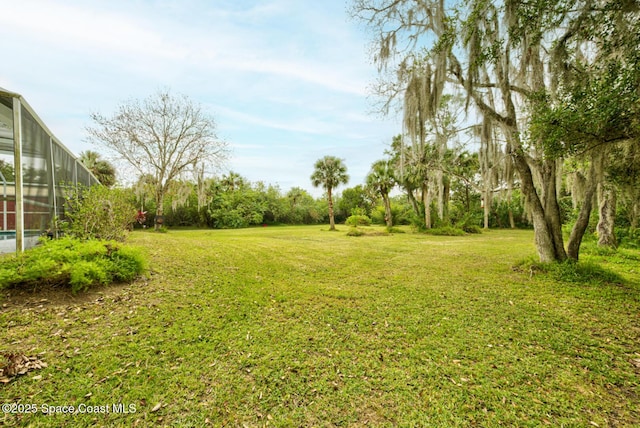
[351,0,640,261]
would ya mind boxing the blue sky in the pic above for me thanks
[0,0,401,196]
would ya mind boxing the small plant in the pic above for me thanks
[455,213,483,234]
[462,224,482,234]
[385,226,406,234]
[424,226,466,236]
[346,227,366,237]
[345,214,372,227]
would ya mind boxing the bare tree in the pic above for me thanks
[85,89,228,229]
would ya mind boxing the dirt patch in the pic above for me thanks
[0,277,149,311]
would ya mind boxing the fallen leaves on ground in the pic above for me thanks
[0,353,47,384]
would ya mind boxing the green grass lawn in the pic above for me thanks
[1,226,639,427]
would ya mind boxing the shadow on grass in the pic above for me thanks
[514,257,626,286]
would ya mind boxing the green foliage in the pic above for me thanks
[70,260,110,293]
[0,159,14,181]
[455,212,483,233]
[201,179,305,228]
[0,237,147,293]
[283,188,322,225]
[346,227,367,237]
[489,191,531,229]
[62,185,137,241]
[385,226,405,234]
[310,156,349,192]
[616,227,640,249]
[371,199,414,226]
[345,214,372,226]
[338,185,373,217]
[550,261,623,285]
[423,226,466,236]
[462,224,482,234]
[79,150,116,187]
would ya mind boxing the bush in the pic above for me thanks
[0,238,147,294]
[616,227,640,249]
[424,226,466,236]
[345,215,372,226]
[62,185,138,241]
[454,212,483,233]
[462,224,483,234]
[346,227,366,237]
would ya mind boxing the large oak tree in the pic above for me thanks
[352,0,639,261]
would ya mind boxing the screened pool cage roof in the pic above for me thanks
[0,86,100,253]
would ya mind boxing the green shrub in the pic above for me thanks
[0,237,147,293]
[455,212,483,233]
[424,226,466,236]
[346,227,366,237]
[616,227,640,249]
[62,185,137,241]
[386,226,405,234]
[462,224,483,234]
[110,246,148,282]
[70,260,109,293]
[345,215,372,226]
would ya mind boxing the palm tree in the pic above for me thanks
[367,159,396,227]
[79,150,116,187]
[221,171,245,192]
[311,156,349,231]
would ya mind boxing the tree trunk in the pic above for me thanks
[542,159,567,260]
[328,188,336,231]
[155,188,164,231]
[508,208,515,229]
[465,185,470,213]
[597,183,617,248]
[507,187,516,229]
[436,170,444,223]
[442,175,450,225]
[406,186,420,216]
[512,150,565,262]
[383,194,393,227]
[422,181,431,229]
[482,188,491,230]
[567,154,599,260]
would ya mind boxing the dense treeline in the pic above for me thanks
[123,164,638,248]
[127,170,517,230]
